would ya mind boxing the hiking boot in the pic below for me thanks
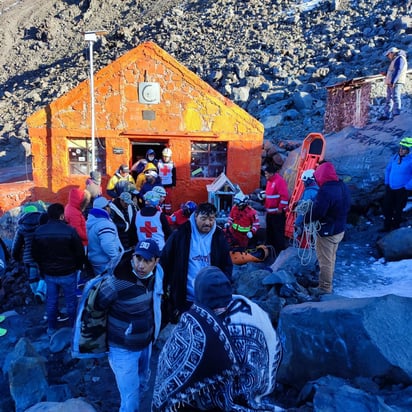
[308,287,330,297]
[57,312,69,322]
[43,312,69,322]
[35,291,46,304]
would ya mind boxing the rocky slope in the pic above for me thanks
[0,0,411,167]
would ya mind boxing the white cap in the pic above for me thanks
[385,47,399,56]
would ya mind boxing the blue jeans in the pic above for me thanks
[385,83,403,116]
[45,273,77,330]
[108,344,152,412]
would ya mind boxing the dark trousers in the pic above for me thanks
[383,186,408,230]
[265,212,286,256]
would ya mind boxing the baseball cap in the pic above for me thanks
[23,205,38,214]
[119,191,134,205]
[385,47,399,56]
[93,196,110,209]
[120,164,130,173]
[134,239,160,260]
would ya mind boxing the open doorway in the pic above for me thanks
[130,141,167,180]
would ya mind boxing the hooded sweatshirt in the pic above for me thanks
[186,212,217,302]
[65,188,89,246]
[307,162,351,236]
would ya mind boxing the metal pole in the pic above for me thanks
[84,31,107,172]
[89,39,96,171]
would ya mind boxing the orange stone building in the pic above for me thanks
[20,41,263,213]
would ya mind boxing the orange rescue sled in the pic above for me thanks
[285,132,326,240]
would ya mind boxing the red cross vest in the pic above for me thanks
[158,160,174,186]
[135,210,165,250]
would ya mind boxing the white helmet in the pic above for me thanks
[144,191,160,207]
[152,186,167,197]
[162,148,172,158]
[234,192,249,206]
[301,169,315,182]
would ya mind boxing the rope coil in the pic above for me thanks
[292,200,320,265]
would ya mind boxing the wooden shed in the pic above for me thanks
[26,41,264,211]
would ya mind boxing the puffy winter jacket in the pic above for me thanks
[11,212,43,264]
[86,208,124,276]
[32,219,85,276]
[65,188,89,246]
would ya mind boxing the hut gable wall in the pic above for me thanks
[26,42,264,208]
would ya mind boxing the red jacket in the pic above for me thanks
[65,188,88,246]
[264,173,289,214]
[228,205,259,233]
[167,208,188,227]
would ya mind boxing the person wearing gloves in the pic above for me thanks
[86,196,124,276]
[225,192,260,249]
[95,239,164,412]
[382,137,412,232]
[380,47,408,120]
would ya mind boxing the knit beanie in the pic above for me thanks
[194,266,232,309]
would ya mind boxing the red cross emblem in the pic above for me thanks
[160,164,169,176]
[139,221,158,238]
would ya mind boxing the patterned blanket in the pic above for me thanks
[152,295,281,411]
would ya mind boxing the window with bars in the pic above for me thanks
[68,138,106,175]
[190,142,227,178]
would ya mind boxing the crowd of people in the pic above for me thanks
[10,130,412,410]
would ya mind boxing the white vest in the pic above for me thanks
[135,210,165,250]
[158,160,174,186]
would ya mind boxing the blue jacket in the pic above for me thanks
[86,208,124,276]
[385,153,412,190]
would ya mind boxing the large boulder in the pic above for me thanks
[377,227,412,261]
[6,338,48,412]
[277,294,412,388]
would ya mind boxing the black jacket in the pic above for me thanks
[110,198,138,250]
[32,219,85,276]
[160,221,232,316]
[11,212,43,264]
